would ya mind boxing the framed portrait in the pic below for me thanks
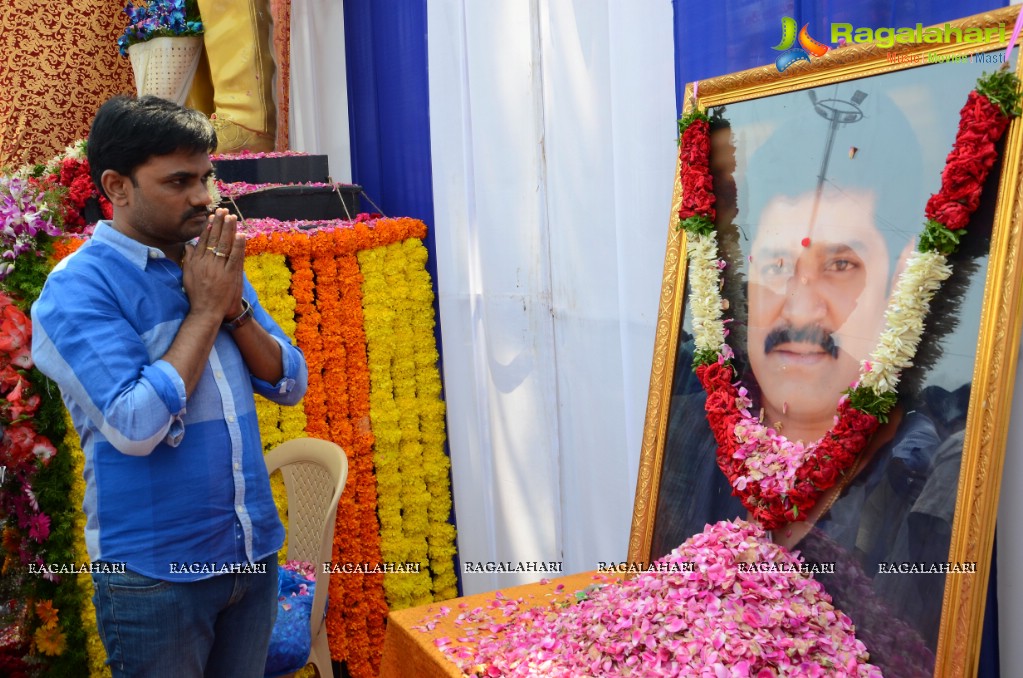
[628,6,1023,677]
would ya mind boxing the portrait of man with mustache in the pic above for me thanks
[648,68,1001,673]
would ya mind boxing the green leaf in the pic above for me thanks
[677,109,710,141]
[918,219,964,256]
[844,385,898,420]
[691,349,720,370]
[976,69,1023,118]
[678,215,715,237]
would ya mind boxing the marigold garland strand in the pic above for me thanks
[359,240,457,608]
[245,252,306,565]
[65,414,111,678]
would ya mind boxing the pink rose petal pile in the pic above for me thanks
[421,519,881,677]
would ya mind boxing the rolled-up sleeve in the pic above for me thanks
[31,266,188,457]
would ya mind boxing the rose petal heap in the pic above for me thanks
[428,519,881,677]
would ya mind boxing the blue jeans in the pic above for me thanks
[92,555,278,678]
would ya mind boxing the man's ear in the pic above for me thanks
[100,169,132,207]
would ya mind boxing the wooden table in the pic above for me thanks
[379,571,614,678]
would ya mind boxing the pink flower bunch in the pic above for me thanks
[211,150,311,161]
[425,519,880,677]
[214,180,346,197]
[238,217,380,238]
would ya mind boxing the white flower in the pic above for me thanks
[859,250,951,393]
[687,233,726,355]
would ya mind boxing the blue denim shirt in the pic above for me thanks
[31,222,307,581]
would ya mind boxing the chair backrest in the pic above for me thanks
[264,437,348,640]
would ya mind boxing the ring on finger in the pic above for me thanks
[207,246,219,254]
[213,251,227,258]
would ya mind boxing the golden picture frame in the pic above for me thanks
[628,6,1023,677]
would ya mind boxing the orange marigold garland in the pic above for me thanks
[333,247,389,675]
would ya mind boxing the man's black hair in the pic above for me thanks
[87,95,217,198]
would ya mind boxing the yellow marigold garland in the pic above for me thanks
[359,240,457,608]
[401,240,458,600]
[64,413,111,677]
[245,252,307,565]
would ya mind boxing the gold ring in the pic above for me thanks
[207,246,218,254]
[214,251,227,258]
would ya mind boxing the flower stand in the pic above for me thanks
[127,35,203,104]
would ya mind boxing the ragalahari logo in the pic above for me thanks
[772,17,829,72]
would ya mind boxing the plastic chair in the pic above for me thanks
[264,437,348,678]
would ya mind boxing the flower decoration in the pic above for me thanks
[27,140,111,232]
[0,177,63,281]
[117,0,204,57]
[678,69,1020,529]
[425,520,880,677]
[54,157,111,232]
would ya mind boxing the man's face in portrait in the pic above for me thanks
[746,188,892,441]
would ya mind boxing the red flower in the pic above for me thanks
[696,361,732,392]
[806,461,839,488]
[31,437,56,463]
[677,120,717,222]
[3,379,38,420]
[0,304,30,355]
[679,120,711,167]
[1,423,36,468]
[925,91,1011,231]
[924,199,972,230]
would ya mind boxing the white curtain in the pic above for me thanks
[427,0,676,594]
[289,0,352,182]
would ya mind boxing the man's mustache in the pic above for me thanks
[764,324,839,359]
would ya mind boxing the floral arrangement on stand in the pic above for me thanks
[117,0,204,57]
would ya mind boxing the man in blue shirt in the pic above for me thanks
[31,95,308,677]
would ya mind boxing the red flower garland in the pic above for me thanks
[677,118,716,224]
[925,91,1010,230]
